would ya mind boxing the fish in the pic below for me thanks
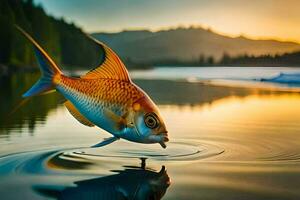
[16,26,169,148]
[34,166,170,200]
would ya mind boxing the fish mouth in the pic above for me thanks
[159,132,169,149]
[163,136,169,142]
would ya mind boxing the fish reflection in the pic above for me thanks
[34,165,170,200]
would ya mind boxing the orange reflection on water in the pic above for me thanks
[161,92,300,199]
[199,94,300,125]
[161,93,300,136]
[160,93,300,162]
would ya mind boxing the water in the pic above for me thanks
[130,66,300,80]
[130,66,300,90]
[1,67,300,199]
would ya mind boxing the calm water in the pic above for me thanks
[1,67,300,199]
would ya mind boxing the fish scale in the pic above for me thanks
[55,75,145,133]
[58,76,143,108]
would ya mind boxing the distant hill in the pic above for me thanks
[92,27,300,63]
[1,0,300,73]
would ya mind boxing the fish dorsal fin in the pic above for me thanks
[81,35,131,82]
[64,100,95,127]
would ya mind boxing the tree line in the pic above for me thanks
[0,0,101,72]
[147,51,300,67]
[1,0,299,72]
[218,52,300,66]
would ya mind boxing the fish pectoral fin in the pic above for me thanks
[64,100,95,127]
[91,136,119,148]
[120,111,135,128]
[103,109,131,131]
[127,122,134,128]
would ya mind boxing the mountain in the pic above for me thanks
[92,27,300,64]
[1,0,300,72]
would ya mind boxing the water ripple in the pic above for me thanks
[0,140,224,175]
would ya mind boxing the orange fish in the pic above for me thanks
[17,26,169,148]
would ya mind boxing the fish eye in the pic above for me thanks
[144,112,159,129]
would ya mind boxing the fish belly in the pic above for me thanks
[56,83,121,135]
[55,77,143,136]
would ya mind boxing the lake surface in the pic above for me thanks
[0,67,300,199]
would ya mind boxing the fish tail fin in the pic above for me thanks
[15,25,63,98]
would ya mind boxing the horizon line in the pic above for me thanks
[88,24,300,45]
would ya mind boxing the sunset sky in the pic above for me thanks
[34,0,300,43]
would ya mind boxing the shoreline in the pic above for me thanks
[1,63,300,77]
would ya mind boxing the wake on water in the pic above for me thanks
[259,73,300,84]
